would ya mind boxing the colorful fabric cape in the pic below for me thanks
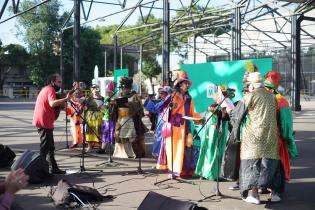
[195,112,228,180]
[276,93,298,181]
[165,92,200,177]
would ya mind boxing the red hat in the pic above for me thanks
[173,71,192,87]
[264,70,281,88]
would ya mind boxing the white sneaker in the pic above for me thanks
[228,184,240,190]
[270,193,281,202]
[242,195,260,204]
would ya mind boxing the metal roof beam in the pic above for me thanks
[199,34,229,53]
[0,0,50,24]
[115,0,144,34]
[247,22,287,48]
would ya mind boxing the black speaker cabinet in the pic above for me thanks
[0,144,16,168]
[138,191,207,210]
[11,150,49,184]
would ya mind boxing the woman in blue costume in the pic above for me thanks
[144,86,172,158]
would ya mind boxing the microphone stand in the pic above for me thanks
[68,100,103,174]
[154,92,195,186]
[196,94,240,202]
[65,103,70,149]
[96,90,125,168]
[113,92,154,177]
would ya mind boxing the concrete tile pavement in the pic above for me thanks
[1,100,315,210]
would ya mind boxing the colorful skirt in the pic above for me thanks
[85,110,103,143]
[101,120,115,144]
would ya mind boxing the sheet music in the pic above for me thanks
[182,116,203,121]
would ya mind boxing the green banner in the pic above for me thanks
[181,58,272,113]
[114,69,128,89]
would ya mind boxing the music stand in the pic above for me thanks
[68,100,102,174]
[154,93,195,186]
[96,91,126,168]
[197,95,240,202]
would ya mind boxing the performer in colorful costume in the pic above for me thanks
[113,77,148,158]
[84,84,104,152]
[264,70,298,182]
[195,85,235,180]
[66,85,83,149]
[164,71,201,177]
[98,81,117,154]
[239,72,283,204]
[144,86,172,158]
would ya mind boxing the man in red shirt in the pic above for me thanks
[33,73,71,174]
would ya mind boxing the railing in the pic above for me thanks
[0,89,91,99]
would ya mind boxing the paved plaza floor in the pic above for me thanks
[1,99,315,210]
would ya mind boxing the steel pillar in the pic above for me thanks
[162,0,170,85]
[291,15,302,111]
[193,34,197,64]
[139,44,143,95]
[114,34,118,70]
[120,47,123,69]
[73,0,80,81]
[104,51,107,77]
[232,6,241,60]
[60,30,64,90]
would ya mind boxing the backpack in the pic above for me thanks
[51,179,113,208]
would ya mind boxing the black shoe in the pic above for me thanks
[96,149,106,154]
[51,168,66,174]
[259,187,270,194]
[70,144,78,149]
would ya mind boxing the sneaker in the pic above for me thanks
[228,183,240,190]
[242,195,260,204]
[51,168,66,174]
[270,193,281,202]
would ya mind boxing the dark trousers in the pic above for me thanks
[38,128,59,170]
[132,135,146,158]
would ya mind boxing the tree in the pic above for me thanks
[0,44,29,90]
[15,0,69,87]
[14,0,104,89]
[142,56,161,93]
[61,26,105,88]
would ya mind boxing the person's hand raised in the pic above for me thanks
[4,168,29,194]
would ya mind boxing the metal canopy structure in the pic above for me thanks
[1,0,315,110]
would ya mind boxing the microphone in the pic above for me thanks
[227,88,236,92]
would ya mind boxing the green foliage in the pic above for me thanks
[0,44,29,67]
[78,27,104,87]
[142,56,161,93]
[14,0,104,89]
[142,56,161,79]
[15,0,66,87]
[0,44,30,89]
[96,14,162,58]
[62,27,104,88]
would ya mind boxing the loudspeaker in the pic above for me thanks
[0,144,16,168]
[138,191,207,210]
[11,150,49,184]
